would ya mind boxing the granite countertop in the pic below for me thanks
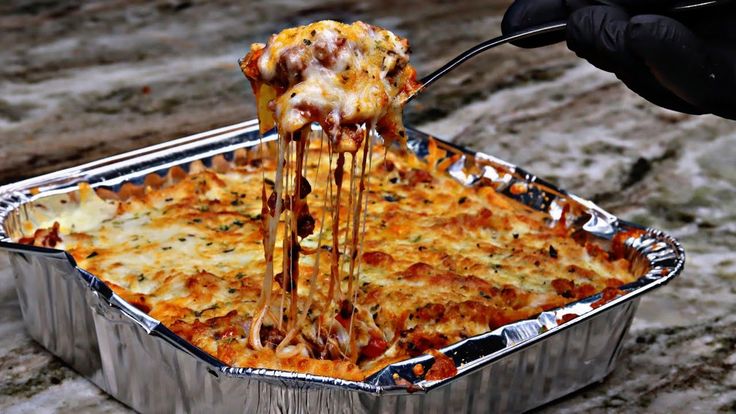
[1,0,734,412]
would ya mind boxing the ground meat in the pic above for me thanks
[401,168,433,186]
[274,45,308,87]
[259,325,285,347]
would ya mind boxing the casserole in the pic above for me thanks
[0,121,684,413]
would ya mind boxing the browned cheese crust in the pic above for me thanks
[19,138,637,380]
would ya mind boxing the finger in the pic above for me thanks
[567,6,704,114]
[627,14,736,118]
[598,0,673,12]
[617,66,707,115]
[502,0,569,48]
[566,6,635,73]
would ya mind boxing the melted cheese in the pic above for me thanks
[19,138,636,380]
[241,20,419,151]
[236,21,424,370]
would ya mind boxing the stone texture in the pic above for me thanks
[1,0,734,412]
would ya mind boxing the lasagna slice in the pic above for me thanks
[241,20,420,151]
[238,21,421,367]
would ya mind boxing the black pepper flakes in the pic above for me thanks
[86,251,98,259]
[383,193,401,202]
[549,245,558,258]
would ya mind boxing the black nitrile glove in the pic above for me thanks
[501,0,736,119]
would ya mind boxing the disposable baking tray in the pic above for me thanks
[0,120,684,413]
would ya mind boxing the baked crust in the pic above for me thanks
[19,139,636,380]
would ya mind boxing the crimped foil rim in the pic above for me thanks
[0,121,685,395]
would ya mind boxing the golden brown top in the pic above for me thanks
[20,137,636,380]
[241,20,420,152]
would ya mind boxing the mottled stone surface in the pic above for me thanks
[1,0,734,412]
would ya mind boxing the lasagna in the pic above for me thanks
[17,21,638,381]
[238,21,421,370]
[240,20,420,150]
[18,138,637,380]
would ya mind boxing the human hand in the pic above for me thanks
[501,0,736,119]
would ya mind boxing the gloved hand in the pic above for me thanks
[501,0,736,119]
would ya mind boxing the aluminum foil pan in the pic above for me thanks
[0,120,685,413]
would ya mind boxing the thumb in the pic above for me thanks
[502,0,569,48]
[627,14,736,118]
